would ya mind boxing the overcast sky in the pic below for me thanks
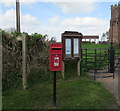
[0,0,120,41]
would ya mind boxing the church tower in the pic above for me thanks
[109,2,120,44]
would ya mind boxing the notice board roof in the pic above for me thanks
[62,31,83,37]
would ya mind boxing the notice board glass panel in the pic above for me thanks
[65,39,71,54]
[74,38,79,54]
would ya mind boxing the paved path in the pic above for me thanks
[96,70,120,106]
[87,54,120,107]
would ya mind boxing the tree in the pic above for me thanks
[101,31,109,42]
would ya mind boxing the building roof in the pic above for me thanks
[83,35,99,39]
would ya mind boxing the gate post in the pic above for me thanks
[109,46,115,74]
[62,61,65,79]
[77,59,81,76]
[94,49,97,80]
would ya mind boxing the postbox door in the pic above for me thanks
[54,57,59,67]
[50,54,62,71]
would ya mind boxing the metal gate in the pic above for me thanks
[114,49,120,72]
[81,47,117,79]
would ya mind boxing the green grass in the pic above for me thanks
[82,43,110,49]
[3,76,118,109]
[3,43,120,109]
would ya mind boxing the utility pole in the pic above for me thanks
[16,0,27,90]
[16,0,20,32]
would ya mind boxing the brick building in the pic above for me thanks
[109,2,120,44]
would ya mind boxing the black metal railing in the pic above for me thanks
[81,47,117,79]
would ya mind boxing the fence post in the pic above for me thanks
[86,49,87,67]
[109,46,115,76]
[22,34,27,90]
[100,48,101,62]
[108,48,110,72]
[80,49,83,75]
[94,49,97,80]
[62,61,65,79]
[77,59,80,76]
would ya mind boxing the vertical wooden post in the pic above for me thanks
[22,34,27,90]
[77,59,80,76]
[80,48,83,75]
[86,49,87,67]
[62,61,65,79]
[94,49,97,80]
[108,48,110,73]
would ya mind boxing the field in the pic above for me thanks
[82,43,110,49]
[2,43,120,109]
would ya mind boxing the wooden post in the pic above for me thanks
[94,49,97,80]
[22,34,27,90]
[77,59,80,76]
[62,61,65,79]
[86,49,87,67]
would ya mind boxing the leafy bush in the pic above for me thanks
[2,30,51,90]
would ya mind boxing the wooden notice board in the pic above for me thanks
[62,31,83,60]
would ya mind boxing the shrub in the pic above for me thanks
[2,30,50,90]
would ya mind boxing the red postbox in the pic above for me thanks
[49,43,62,71]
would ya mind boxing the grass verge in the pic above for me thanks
[2,76,118,109]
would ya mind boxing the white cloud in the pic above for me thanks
[1,0,119,8]
[60,17,107,27]
[0,0,37,7]
[22,14,40,25]
[49,16,59,25]
[54,2,96,14]
[1,0,119,7]
[1,9,16,29]
[1,9,109,42]
[44,0,119,2]
[1,0,97,16]
[48,16,109,41]
[1,9,41,31]
[0,0,15,7]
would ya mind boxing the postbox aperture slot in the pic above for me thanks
[52,48,62,50]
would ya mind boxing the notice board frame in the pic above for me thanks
[62,31,83,60]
